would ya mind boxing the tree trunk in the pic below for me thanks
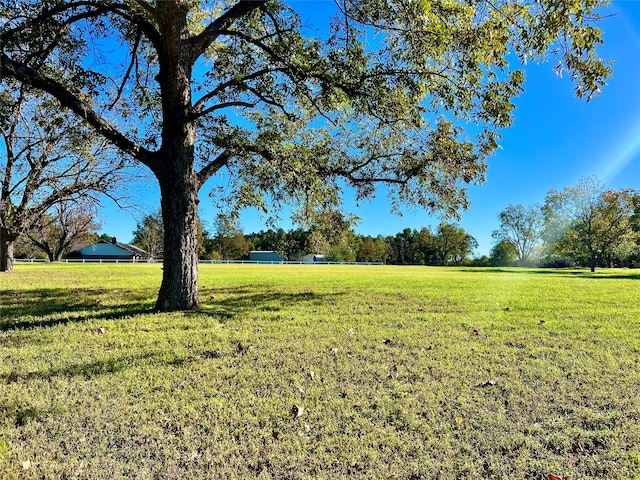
[151,1,203,311]
[0,227,15,272]
[589,255,596,273]
[155,167,200,311]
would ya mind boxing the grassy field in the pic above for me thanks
[1,264,640,479]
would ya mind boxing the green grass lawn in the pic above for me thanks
[1,264,640,479]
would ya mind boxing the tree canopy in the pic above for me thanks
[1,0,611,309]
[492,204,544,265]
[543,176,638,272]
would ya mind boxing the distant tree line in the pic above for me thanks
[13,176,639,270]
[126,211,480,266]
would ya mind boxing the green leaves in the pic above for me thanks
[543,176,638,270]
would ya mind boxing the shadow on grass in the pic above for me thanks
[198,287,343,320]
[0,285,341,331]
[460,268,640,280]
[1,352,158,385]
[0,287,156,332]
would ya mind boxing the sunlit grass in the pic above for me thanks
[1,264,640,478]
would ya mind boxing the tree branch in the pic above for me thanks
[1,55,158,169]
[197,149,234,186]
[109,27,142,110]
[190,0,268,55]
[2,1,160,45]
[196,101,257,118]
[192,67,287,114]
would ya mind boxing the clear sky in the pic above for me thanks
[99,1,640,256]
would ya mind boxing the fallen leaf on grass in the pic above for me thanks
[476,380,497,388]
[236,341,255,353]
[309,371,315,381]
[22,460,31,470]
[291,404,304,419]
[272,430,280,439]
[571,441,584,453]
[549,475,569,480]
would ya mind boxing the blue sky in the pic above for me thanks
[100,1,640,256]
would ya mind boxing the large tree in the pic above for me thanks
[0,84,125,271]
[1,0,611,310]
[492,204,544,265]
[544,176,637,272]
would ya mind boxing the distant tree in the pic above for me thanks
[247,228,288,256]
[27,202,101,262]
[303,209,359,261]
[2,0,610,309]
[327,243,356,263]
[357,235,387,263]
[413,227,438,265]
[0,85,125,271]
[386,228,417,265]
[373,236,390,264]
[490,240,519,267]
[195,220,207,259]
[492,204,543,265]
[434,223,478,266]
[212,215,249,260]
[544,177,637,272]
[132,211,164,259]
[626,193,640,266]
[469,255,491,267]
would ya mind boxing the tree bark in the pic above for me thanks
[148,1,203,312]
[0,227,16,272]
[155,162,200,311]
